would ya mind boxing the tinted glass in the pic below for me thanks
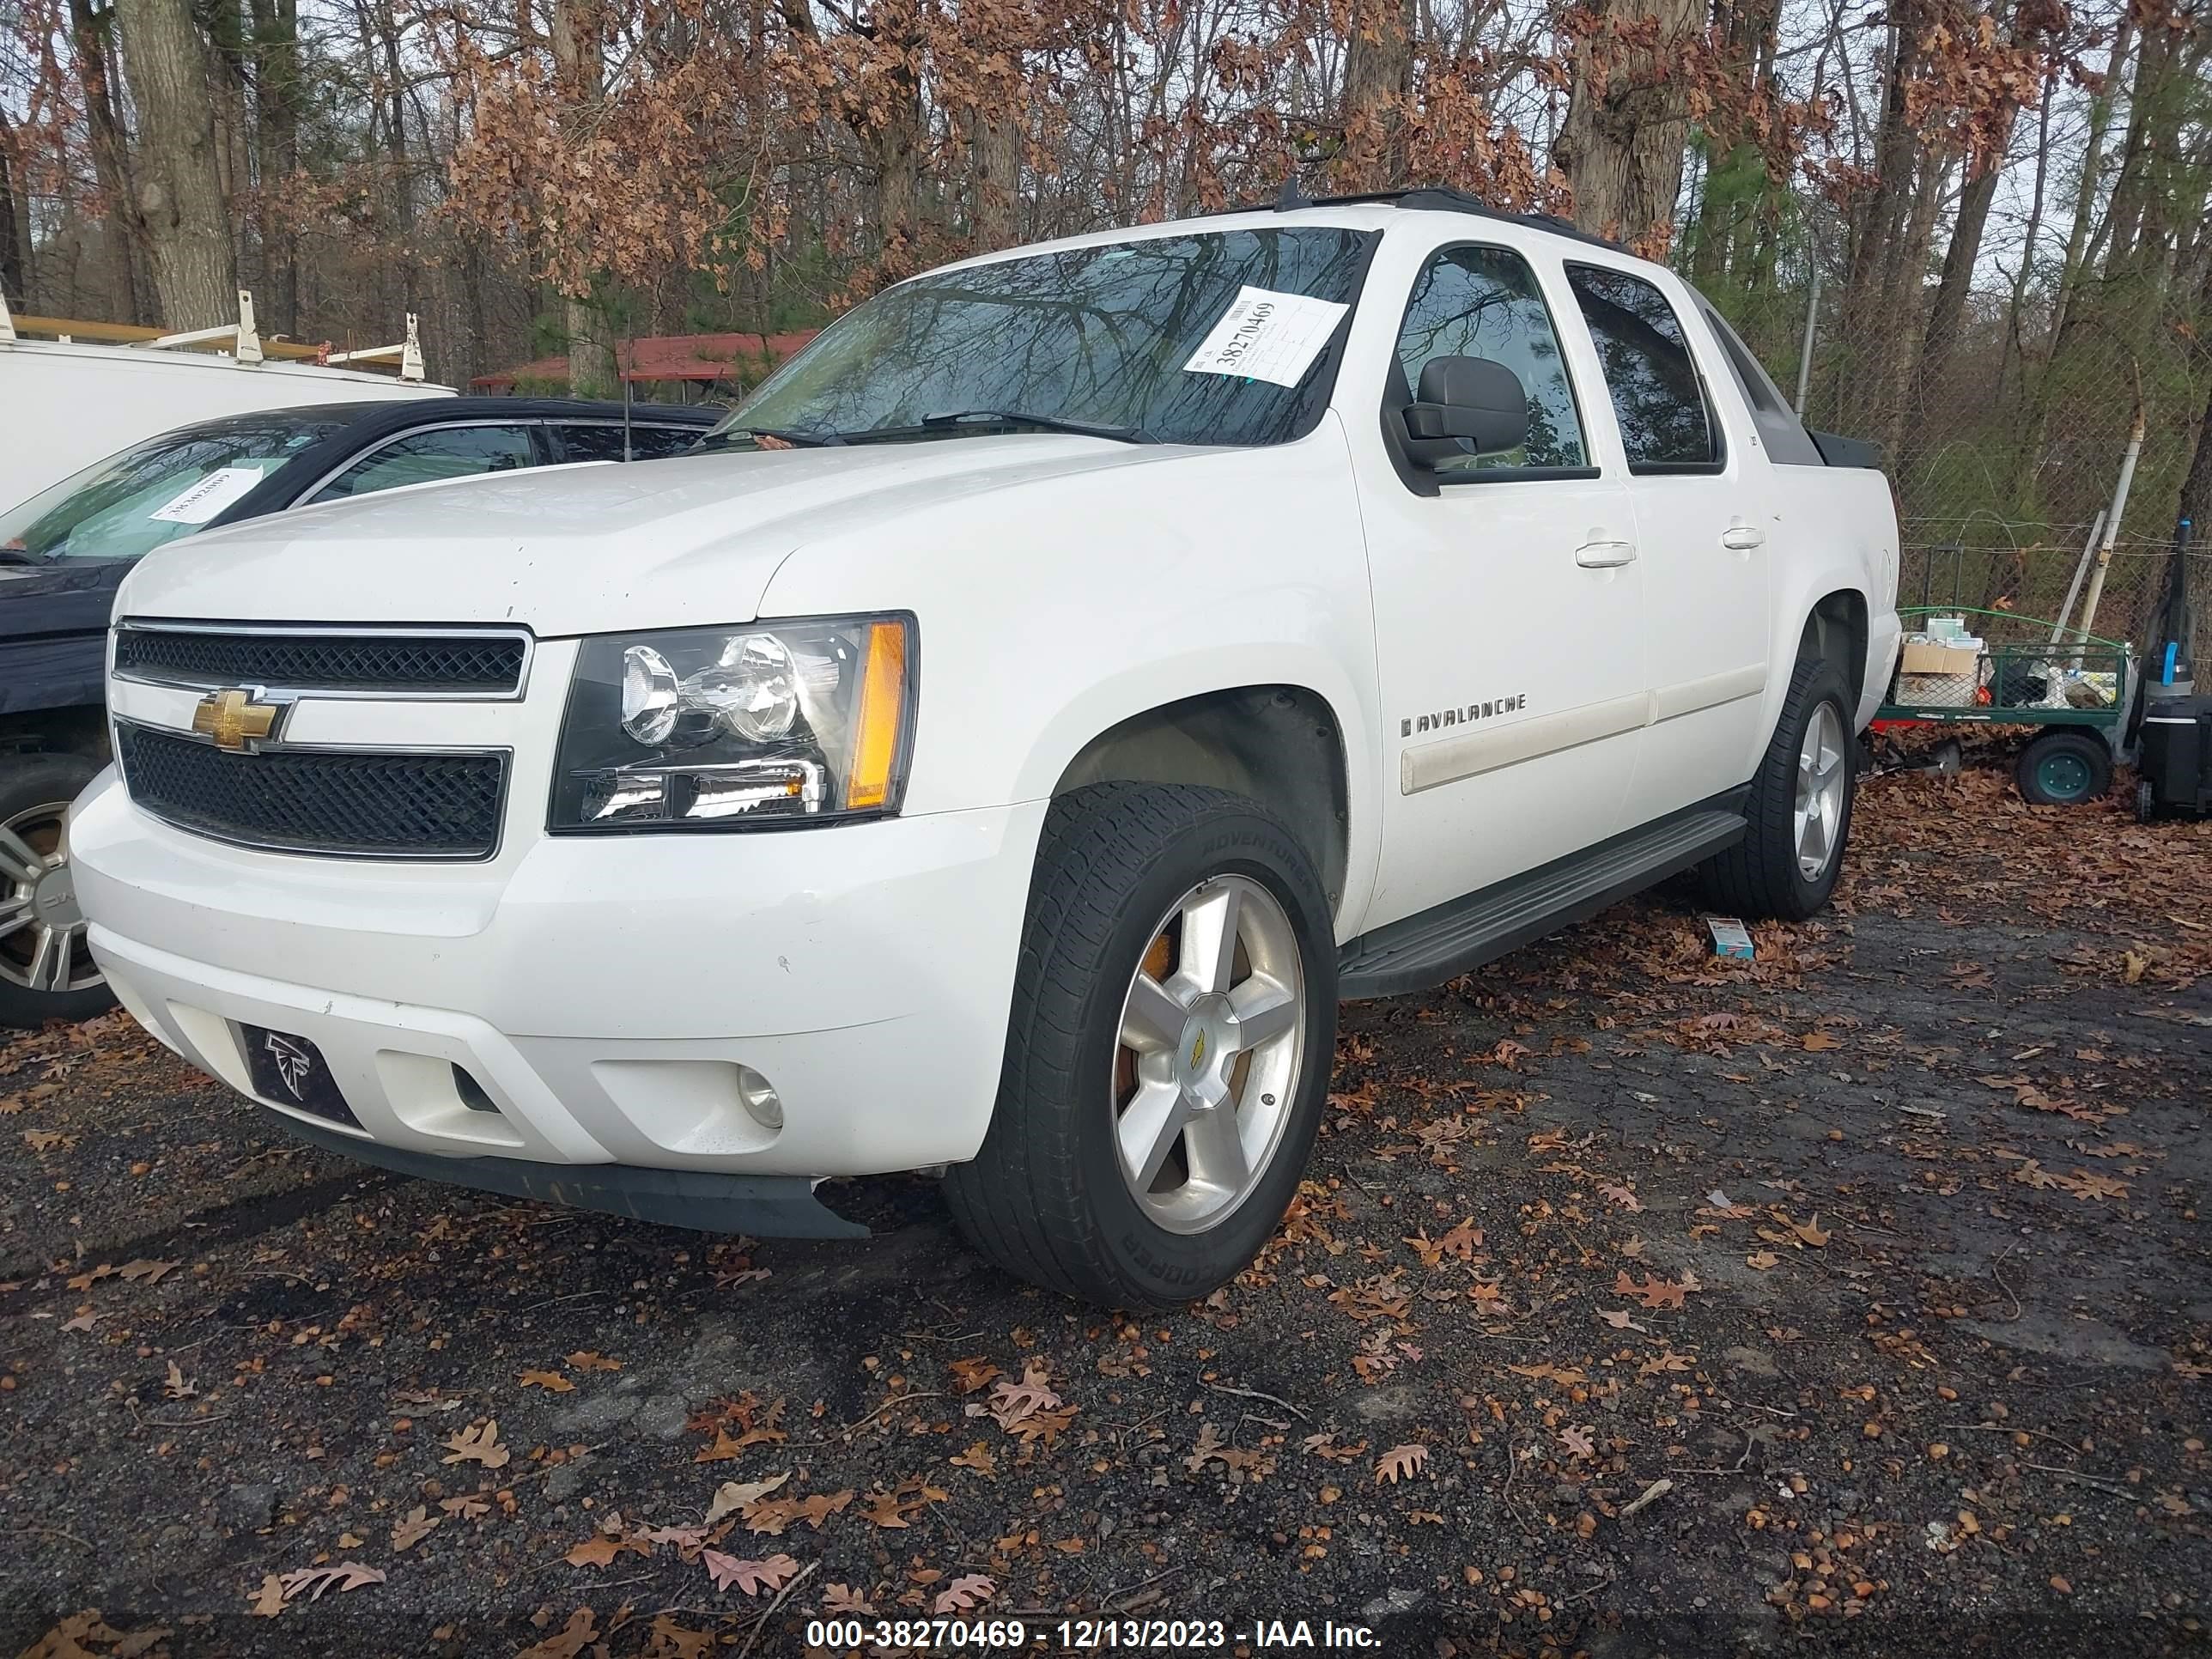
[313,425,536,501]
[0,412,345,563]
[1565,265,1718,470]
[557,423,704,463]
[710,228,1376,449]
[1394,245,1587,476]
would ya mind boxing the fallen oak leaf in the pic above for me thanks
[439,1494,489,1520]
[247,1576,287,1618]
[564,1351,622,1372]
[702,1550,800,1595]
[519,1369,575,1393]
[947,1356,1003,1395]
[441,1419,511,1469]
[706,1473,788,1524]
[1559,1425,1595,1458]
[949,1441,998,1477]
[934,1573,995,1613]
[1374,1443,1429,1484]
[1614,1271,1690,1310]
[821,1583,878,1615]
[276,1562,386,1602]
[1746,1251,1782,1270]
[515,1607,598,1659]
[390,1505,440,1553]
[564,1533,651,1568]
[1599,1182,1644,1213]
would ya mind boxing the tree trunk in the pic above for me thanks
[0,112,25,307]
[1335,0,1415,192]
[70,0,147,322]
[969,111,1018,252]
[1553,0,1705,255]
[1916,151,2002,400]
[249,0,300,335]
[548,0,615,394]
[117,0,237,329]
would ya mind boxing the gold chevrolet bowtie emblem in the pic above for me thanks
[191,689,279,751]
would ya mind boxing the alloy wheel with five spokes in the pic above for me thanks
[1111,875,1305,1234]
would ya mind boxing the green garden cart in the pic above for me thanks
[1871,606,2136,806]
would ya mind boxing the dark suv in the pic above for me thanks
[0,395,717,1027]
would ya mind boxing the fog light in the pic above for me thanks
[736,1066,783,1130]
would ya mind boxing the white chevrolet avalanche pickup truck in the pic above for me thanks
[69,190,1900,1307]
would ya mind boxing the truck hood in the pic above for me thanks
[112,438,1189,635]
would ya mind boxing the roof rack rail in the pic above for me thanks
[0,289,426,380]
[1233,184,1632,256]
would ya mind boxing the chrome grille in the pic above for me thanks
[114,624,528,697]
[115,724,507,860]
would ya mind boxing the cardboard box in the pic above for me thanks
[1900,639,1982,676]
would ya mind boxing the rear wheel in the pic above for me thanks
[2136,777,2158,823]
[1699,655,1856,921]
[2015,730,2111,806]
[943,783,1337,1307]
[0,753,113,1030]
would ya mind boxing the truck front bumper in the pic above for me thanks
[70,770,1045,1199]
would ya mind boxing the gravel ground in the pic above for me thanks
[3,753,2209,1659]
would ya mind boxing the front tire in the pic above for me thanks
[944,783,1338,1307]
[1699,655,1856,921]
[0,753,114,1030]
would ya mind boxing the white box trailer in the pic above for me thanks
[0,290,453,512]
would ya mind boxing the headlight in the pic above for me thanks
[550,615,915,830]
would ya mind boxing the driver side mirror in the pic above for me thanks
[1402,356,1529,465]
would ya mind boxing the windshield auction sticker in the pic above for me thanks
[1182,285,1352,387]
[148,465,271,525]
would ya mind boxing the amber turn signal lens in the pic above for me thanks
[844,619,908,810]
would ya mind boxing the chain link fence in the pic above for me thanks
[1711,216,2206,668]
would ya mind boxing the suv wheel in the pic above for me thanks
[0,754,113,1030]
[944,783,1337,1307]
[1700,655,1856,922]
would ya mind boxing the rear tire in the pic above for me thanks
[0,752,113,1030]
[2136,777,2158,823]
[1698,655,1856,922]
[2015,730,2111,806]
[943,783,1337,1308]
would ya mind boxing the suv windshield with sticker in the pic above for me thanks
[707,227,1377,450]
[0,411,349,564]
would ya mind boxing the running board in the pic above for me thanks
[1338,803,1747,1000]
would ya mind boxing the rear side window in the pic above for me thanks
[1693,300,1825,466]
[1392,244,1590,479]
[1564,264,1720,473]
[556,424,704,463]
[312,424,538,502]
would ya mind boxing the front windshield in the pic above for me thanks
[0,411,348,565]
[710,226,1377,449]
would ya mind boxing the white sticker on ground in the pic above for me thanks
[1182,286,1351,387]
[148,465,271,525]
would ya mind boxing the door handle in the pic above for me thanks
[1722,523,1766,551]
[1575,538,1637,568]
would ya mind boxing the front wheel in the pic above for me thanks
[1699,655,1857,922]
[0,753,114,1030]
[943,783,1337,1307]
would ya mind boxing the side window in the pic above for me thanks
[1693,300,1826,466]
[1393,245,1589,478]
[311,425,538,502]
[1564,264,1720,472]
[556,424,702,463]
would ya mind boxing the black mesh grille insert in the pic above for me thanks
[116,725,505,859]
[114,628,526,695]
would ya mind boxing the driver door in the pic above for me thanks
[1358,240,1649,932]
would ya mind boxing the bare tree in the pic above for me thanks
[116,0,237,327]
